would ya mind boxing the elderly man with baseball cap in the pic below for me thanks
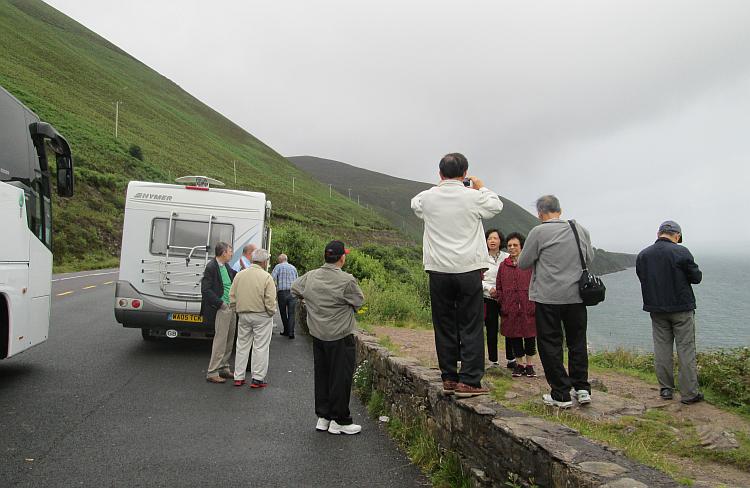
[291,240,365,434]
[636,220,704,404]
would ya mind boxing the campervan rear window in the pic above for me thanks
[150,218,234,258]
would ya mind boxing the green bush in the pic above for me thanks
[272,224,432,328]
[128,144,144,161]
[697,348,750,413]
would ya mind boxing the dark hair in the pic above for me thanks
[439,153,469,178]
[324,254,341,264]
[214,241,231,257]
[505,232,526,249]
[485,228,504,246]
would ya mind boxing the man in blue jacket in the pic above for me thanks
[636,221,703,404]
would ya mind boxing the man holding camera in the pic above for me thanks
[411,153,503,397]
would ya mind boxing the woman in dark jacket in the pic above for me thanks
[496,232,537,378]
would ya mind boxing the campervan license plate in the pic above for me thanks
[168,313,204,323]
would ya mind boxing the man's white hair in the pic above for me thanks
[251,248,270,263]
[278,253,288,262]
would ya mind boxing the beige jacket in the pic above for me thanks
[229,264,277,317]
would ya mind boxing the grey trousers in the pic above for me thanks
[651,311,699,399]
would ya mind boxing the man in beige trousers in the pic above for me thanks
[230,248,277,389]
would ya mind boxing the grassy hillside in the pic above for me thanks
[0,0,392,269]
[288,156,540,240]
[289,155,635,275]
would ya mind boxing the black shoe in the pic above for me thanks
[288,335,295,339]
[681,393,704,405]
[512,364,525,377]
[660,388,673,400]
[524,365,537,377]
[506,360,517,370]
[280,332,288,336]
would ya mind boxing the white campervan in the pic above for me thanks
[114,176,271,340]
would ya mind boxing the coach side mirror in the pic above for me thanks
[56,158,74,197]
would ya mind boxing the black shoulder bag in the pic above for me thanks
[568,220,606,306]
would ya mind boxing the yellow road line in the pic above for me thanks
[82,285,97,290]
[103,281,113,285]
[57,291,74,296]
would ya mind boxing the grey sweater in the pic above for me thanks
[518,219,594,304]
[291,263,365,341]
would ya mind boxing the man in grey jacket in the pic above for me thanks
[291,240,365,435]
[518,195,594,408]
[411,153,503,398]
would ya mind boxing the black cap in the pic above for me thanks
[324,240,350,258]
[658,220,683,243]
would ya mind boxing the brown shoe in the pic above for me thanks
[442,380,458,395]
[218,369,233,379]
[454,382,489,398]
[206,376,226,384]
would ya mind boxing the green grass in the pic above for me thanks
[589,347,750,419]
[518,402,750,479]
[378,335,401,354]
[367,391,471,488]
[0,0,392,269]
[487,374,515,403]
[354,361,471,487]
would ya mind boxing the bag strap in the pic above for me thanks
[568,220,588,272]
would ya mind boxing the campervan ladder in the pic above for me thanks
[141,211,215,299]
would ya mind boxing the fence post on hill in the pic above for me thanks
[233,160,237,185]
[329,184,332,198]
[114,100,123,138]
[292,177,295,194]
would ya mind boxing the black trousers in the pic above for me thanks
[313,335,356,425]
[535,302,590,402]
[508,337,537,359]
[277,290,296,336]
[484,298,500,363]
[505,337,515,362]
[429,271,485,387]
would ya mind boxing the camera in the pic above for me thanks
[462,178,471,187]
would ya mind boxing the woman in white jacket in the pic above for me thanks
[482,229,510,367]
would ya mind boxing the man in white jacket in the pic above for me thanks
[411,153,503,397]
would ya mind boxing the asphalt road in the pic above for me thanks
[1,270,427,487]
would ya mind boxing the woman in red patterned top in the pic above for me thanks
[496,232,538,378]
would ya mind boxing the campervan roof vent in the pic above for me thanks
[175,175,225,191]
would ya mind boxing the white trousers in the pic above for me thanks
[234,312,274,381]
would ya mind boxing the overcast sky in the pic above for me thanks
[44,0,750,254]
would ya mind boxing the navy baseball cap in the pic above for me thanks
[324,240,350,258]
[658,220,683,243]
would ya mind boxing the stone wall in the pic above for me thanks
[356,333,679,488]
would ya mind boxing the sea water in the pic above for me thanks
[587,254,750,351]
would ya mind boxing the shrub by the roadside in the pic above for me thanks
[698,347,750,414]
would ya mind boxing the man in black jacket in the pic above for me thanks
[636,221,703,404]
[202,241,237,383]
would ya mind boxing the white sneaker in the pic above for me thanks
[315,418,330,431]
[542,394,573,409]
[575,390,591,405]
[327,420,362,435]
